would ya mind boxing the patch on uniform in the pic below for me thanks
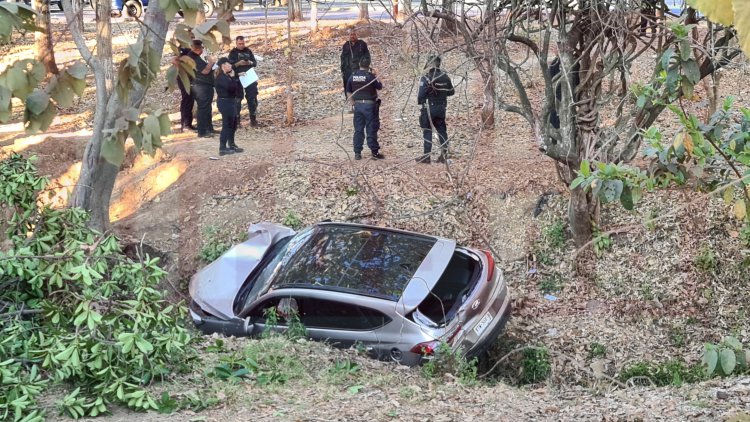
[353,75,367,82]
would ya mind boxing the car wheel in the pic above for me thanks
[124,0,143,18]
[202,0,214,17]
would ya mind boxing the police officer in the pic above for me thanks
[346,56,384,160]
[187,40,217,138]
[173,44,194,133]
[340,29,370,99]
[214,57,244,155]
[417,54,454,164]
[228,35,259,127]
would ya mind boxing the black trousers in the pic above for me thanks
[192,83,214,136]
[178,78,194,129]
[420,105,448,155]
[217,98,238,149]
[353,102,380,153]
[243,82,258,117]
[342,70,351,98]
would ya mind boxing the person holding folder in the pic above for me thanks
[228,36,260,127]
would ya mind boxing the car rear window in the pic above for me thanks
[271,225,436,300]
[417,251,480,326]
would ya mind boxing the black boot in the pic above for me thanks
[250,116,258,127]
[416,154,430,164]
[229,143,244,153]
[436,152,447,163]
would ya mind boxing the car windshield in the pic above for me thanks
[233,229,315,314]
[269,225,436,300]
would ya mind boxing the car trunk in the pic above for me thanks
[411,248,484,329]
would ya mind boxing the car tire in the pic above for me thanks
[124,0,143,18]
[202,0,214,17]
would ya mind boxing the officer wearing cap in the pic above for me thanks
[187,40,217,138]
[346,56,384,161]
[417,54,454,164]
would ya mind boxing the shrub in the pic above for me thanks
[695,245,718,272]
[519,347,551,385]
[703,336,750,377]
[422,343,478,385]
[619,360,704,387]
[0,154,193,420]
[543,219,568,250]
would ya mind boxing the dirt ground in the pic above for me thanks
[3,15,750,421]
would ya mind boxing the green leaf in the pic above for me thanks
[723,186,735,204]
[101,138,125,166]
[720,348,737,374]
[50,75,76,108]
[600,179,624,203]
[580,160,591,177]
[704,347,718,375]
[724,336,742,350]
[347,385,364,394]
[27,88,52,114]
[734,200,747,220]
[660,48,675,71]
[67,61,89,80]
[683,59,701,85]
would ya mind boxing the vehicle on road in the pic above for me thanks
[189,221,512,366]
[111,0,215,18]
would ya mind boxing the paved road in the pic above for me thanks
[49,1,405,23]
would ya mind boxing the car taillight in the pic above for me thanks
[483,250,495,282]
[410,340,440,355]
[446,324,462,344]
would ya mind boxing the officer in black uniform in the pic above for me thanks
[173,45,195,132]
[346,56,384,160]
[187,40,217,138]
[228,35,259,127]
[417,54,454,164]
[340,29,370,99]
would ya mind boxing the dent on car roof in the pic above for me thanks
[269,224,438,300]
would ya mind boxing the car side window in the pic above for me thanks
[247,297,286,325]
[297,297,391,331]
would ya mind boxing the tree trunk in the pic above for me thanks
[392,0,398,21]
[441,0,456,34]
[358,3,369,21]
[33,0,59,75]
[400,0,412,16]
[569,187,595,247]
[285,14,294,124]
[70,2,170,231]
[309,0,318,32]
[288,0,302,21]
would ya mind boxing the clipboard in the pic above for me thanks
[240,69,259,87]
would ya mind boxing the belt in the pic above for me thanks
[426,100,447,106]
[353,99,376,104]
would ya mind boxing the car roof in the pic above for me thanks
[268,223,452,301]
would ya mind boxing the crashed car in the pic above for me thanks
[189,222,511,365]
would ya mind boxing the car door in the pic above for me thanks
[295,296,391,351]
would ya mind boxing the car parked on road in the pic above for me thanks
[189,221,512,366]
[111,0,215,18]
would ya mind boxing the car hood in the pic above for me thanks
[189,222,296,320]
[397,238,456,314]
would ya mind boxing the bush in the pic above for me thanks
[0,154,193,420]
[422,343,478,385]
[519,347,551,385]
[543,219,568,250]
[618,360,704,387]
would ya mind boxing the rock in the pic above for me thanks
[716,390,729,400]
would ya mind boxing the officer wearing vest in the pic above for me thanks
[346,56,384,161]
[417,54,454,164]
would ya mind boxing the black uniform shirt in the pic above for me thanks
[346,69,382,101]
[215,73,242,99]
[228,47,257,74]
[418,68,455,105]
[188,51,214,86]
[340,40,370,74]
